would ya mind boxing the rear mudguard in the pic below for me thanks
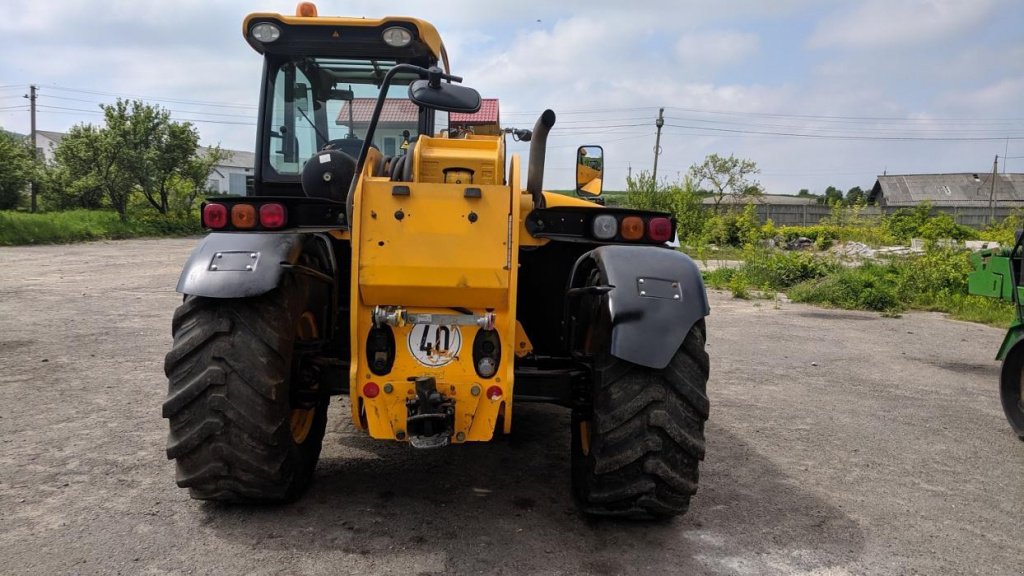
[176,232,307,298]
[996,320,1024,361]
[569,245,709,370]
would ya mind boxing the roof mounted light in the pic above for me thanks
[382,26,412,48]
[251,23,281,43]
[295,2,318,17]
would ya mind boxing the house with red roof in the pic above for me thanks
[336,98,500,155]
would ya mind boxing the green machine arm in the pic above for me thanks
[968,246,1024,360]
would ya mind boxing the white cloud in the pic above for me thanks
[0,0,1021,195]
[675,31,760,73]
[809,0,994,50]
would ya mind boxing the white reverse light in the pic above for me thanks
[251,23,281,43]
[382,26,412,47]
[592,214,618,240]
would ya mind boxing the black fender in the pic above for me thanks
[568,245,709,370]
[177,232,309,298]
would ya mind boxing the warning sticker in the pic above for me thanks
[407,324,462,367]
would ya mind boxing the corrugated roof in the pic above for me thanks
[451,98,499,125]
[36,130,65,144]
[868,173,1024,207]
[336,98,418,124]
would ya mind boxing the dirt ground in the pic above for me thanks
[0,238,1021,575]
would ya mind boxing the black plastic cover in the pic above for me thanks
[176,233,304,298]
[570,245,709,369]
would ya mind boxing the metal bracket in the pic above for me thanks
[372,305,495,330]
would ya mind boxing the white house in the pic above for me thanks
[35,130,65,163]
[25,131,254,195]
[204,147,255,195]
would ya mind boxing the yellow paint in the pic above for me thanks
[580,177,603,196]
[242,12,450,72]
[348,138,523,442]
[290,311,319,444]
[576,163,601,192]
[414,135,504,185]
[514,321,534,358]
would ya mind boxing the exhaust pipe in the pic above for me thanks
[526,109,556,209]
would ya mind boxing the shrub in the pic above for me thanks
[788,263,901,312]
[740,248,839,290]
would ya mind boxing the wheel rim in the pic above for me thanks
[290,311,318,444]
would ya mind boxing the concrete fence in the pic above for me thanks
[737,204,1018,228]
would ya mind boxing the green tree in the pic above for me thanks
[624,170,671,212]
[52,99,211,220]
[52,123,133,216]
[821,185,844,206]
[102,99,203,215]
[846,186,865,205]
[175,146,227,215]
[665,177,707,242]
[0,130,36,210]
[688,153,762,213]
[48,124,113,210]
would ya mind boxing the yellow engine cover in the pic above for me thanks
[348,150,523,443]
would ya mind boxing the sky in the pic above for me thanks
[1,0,1022,195]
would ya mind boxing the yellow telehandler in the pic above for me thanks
[164,2,710,518]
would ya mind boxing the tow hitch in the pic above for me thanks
[406,376,454,449]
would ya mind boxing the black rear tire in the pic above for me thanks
[999,346,1024,439]
[162,274,329,502]
[572,302,710,519]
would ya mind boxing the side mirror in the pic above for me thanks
[328,88,354,102]
[408,79,481,113]
[576,145,604,197]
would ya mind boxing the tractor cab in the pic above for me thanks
[243,4,451,198]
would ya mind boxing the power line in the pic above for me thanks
[665,105,1024,124]
[42,84,257,110]
[37,94,257,120]
[35,105,255,126]
[663,122,1023,142]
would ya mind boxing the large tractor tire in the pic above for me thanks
[162,274,330,502]
[572,285,710,519]
[999,346,1024,439]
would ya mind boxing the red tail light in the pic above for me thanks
[203,203,228,229]
[259,203,287,229]
[363,382,380,398]
[647,217,672,243]
[486,385,503,400]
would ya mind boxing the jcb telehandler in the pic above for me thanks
[163,3,711,518]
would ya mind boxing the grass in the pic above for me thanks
[705,245,1017,328]
[681,245,746,261]
[0,210,201,246]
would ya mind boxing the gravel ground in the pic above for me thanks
[0,237,1021,575]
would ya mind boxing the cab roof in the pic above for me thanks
[242,10,450,72]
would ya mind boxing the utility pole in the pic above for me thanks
[988,154,999,224]
[627,162,632,181]
[25,85,38,213]
[652,107,664,184]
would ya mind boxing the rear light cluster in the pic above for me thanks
[202,202,288,230]
[592,214,673,243]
